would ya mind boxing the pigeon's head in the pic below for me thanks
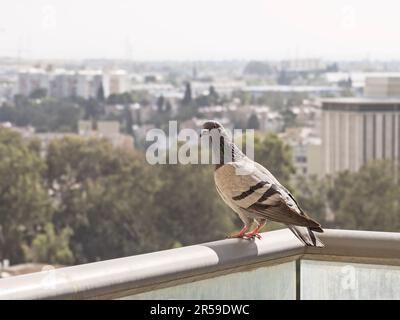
[200,120,226,137]
[200,120,244,164]
[202,120,223,131]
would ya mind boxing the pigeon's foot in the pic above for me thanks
[225,226,249,239]
[243,232,262,240]
[226,234,246,239]
[243,222,266,240]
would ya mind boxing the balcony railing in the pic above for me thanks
[0,229,400,299]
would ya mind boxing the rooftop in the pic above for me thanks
[243,85,342,93]
[321,96,400,104]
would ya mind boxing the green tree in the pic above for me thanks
[155,163,234,246]
[96,84,105,103]
[0,97,80,132]
[182,82,192,107]
[124,105,134,135]
[83,98,103,125]
[292,175,331,227]
[46,136,162,263]
[165,100,172,113]
[0,128,52,263]
[280,107,297,130]
[78,162,163,261]
[208,85,219,105]
[22,223,74,265]
[0,103,18,124]
[293,161,400,232]
[246,114,260,130]
[240,132,295,187]
[243,61,273,76]
[333,161,400,231]
[29,88,48,100]
[107,92,133,105]
[194,86,219,107]
[156,95,165,112]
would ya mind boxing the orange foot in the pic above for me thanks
[244,232,262,240]
[226,226,249,239]
[243,222,266,240]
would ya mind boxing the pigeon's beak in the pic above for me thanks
[200,129,209,138]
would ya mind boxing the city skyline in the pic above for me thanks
[1,0,400,61]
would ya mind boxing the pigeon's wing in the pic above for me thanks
[214,158,274,209]
[247,187,322,228]
[215,158,322,229]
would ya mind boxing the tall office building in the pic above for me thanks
[321,97,400,175]
[365,77,400,98]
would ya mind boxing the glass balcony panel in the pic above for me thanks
[121,261,296,300]
[301,259,400,300]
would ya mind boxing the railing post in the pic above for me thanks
[295,259,301,300]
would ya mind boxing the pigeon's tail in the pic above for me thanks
[288,225,324,247]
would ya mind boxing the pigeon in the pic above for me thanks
[201,120,324,247]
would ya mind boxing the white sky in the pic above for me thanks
[0,0,399,61]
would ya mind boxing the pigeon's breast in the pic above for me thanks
[214,165,236,203]
[214,166,244,215]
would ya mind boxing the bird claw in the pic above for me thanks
[225,234,246,239]
[243,233,262,240]
[225,233,262,240]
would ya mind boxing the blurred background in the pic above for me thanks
[1,0,400,276]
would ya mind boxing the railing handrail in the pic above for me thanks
[1,228,400,300]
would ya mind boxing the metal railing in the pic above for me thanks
[0,229,400,299]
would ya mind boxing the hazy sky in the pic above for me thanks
[1,0,399,60]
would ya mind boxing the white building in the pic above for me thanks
[280,59,326,72]
[17,68,128,99]
[50,70,77,98]
[108,70,128,96]
[17,68,50,97]
[75,70,105,99]
[78,120,134,149]
[0,80,15,102]
[291,100,322,129]
[252,106,284,133]
[242,85,342,100]
[280,127,322,177]
[191,81,245,97]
